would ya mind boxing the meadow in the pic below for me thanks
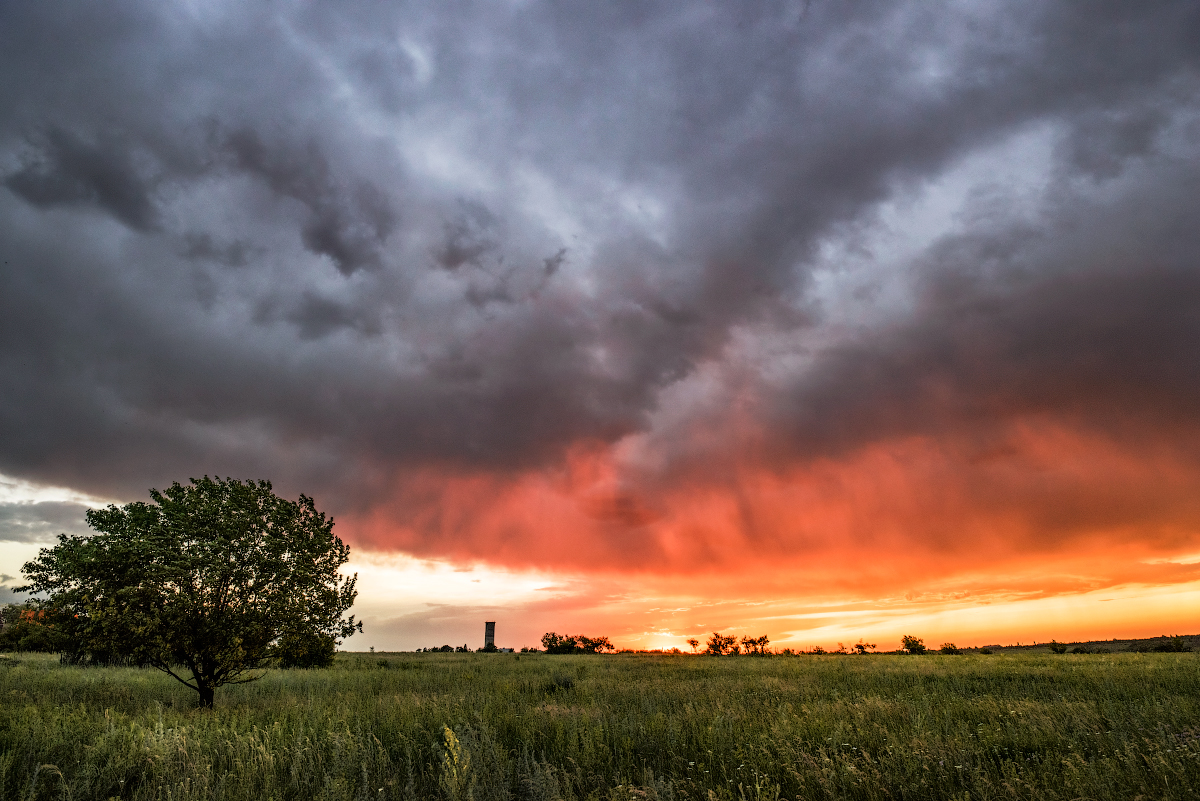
[1,650,1198,801]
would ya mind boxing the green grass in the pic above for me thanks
[2,651,1198,800]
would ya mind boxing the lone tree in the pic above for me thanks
[17,477,361,707]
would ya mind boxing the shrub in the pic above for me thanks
[939,643,962,655]
[740,635,771,655]
[1153,635,1191,653]
[1050,641,1068,654]
[901,635,926,654]
[978,648,993,655]
[705,632,737,655]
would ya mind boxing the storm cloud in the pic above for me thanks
[2,0,1199,586]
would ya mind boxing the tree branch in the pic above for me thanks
[154,662,199,692]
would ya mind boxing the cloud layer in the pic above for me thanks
[2,0,1199,624]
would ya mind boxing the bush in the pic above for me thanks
[705,632,737,656]
[901,635,926,654]
[1153,636,1191,653]
[978,648,993,655]
[1050,641,1068,654]
[939,643,962,655]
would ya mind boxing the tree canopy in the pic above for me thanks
[540,633,614,654]
[17,477,361,706]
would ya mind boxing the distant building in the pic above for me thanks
[485,621,496,648]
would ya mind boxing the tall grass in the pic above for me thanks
[2,650,1198,800]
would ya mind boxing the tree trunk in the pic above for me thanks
[197,684,215,708]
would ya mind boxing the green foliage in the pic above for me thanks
[17,477,360,706]
[1,651,1199,800]
[0,602,71,652]
[540,633,614,654]
[1050,641,1068,654]
[939,643,962,655]
[274,629,337,669]
[901,634,926,654]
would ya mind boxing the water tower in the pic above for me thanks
[484,621,496,649]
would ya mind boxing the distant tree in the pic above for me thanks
[0,602,71,652]
[705,632,737,655]
[540,633,613,654]
[687,638,699,653]
[1153,635,1191,652]
[1049,641,1068,654]
[852,639,876,655]
[577,635,614,653]
[901,635,926,654]
[939,643,962,655]
[834,643,849,654]
[740,635,770,655]
[809,645,826,655]
[541,632,577,653]
[17,477,361,707]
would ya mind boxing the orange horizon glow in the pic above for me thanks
[336,414,1200,651]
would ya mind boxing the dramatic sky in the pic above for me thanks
[3,0,1199,651]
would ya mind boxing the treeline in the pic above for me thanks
[0,602,69,653]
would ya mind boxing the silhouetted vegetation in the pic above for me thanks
[901,634,927,654]
[705,632,737,655]
[540,633,613,654]
[1137,635,1192,653]
[739,634,770,654]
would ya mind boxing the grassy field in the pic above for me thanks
[2,650,1198,800]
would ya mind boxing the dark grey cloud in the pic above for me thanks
[0,0,1198,550]
[5,128,158,230]
[0,501,95,544]
[766,161,1200,462]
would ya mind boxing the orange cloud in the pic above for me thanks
[345,413,1200,646]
